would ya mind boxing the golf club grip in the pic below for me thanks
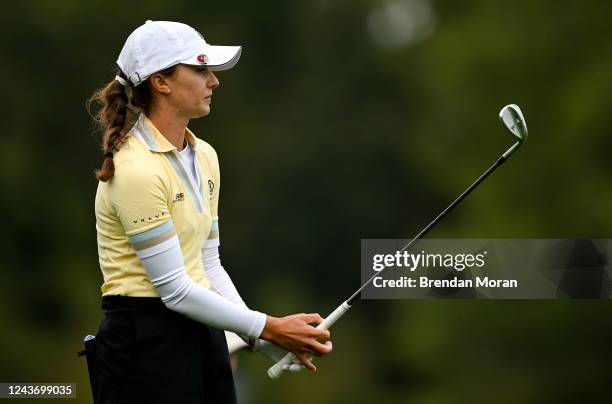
[267,301,352,379]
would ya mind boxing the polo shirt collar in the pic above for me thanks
[137,113,198,153]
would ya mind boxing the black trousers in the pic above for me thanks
[91,295,237,404]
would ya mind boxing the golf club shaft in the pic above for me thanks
[348,140,521,304]
[268,140,522,378]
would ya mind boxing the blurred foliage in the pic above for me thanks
[1,0,611,403]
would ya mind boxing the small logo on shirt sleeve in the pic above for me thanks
[132,212,167,224]
[208,180,215,198]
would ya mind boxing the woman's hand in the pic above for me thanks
[254,339,305,372]
[260,313,333,371]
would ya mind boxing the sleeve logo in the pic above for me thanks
[132,212,167,224]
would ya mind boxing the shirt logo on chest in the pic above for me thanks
[174,192,185,203]
[208,180,215,199]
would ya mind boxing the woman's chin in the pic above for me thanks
[195,106,211,118]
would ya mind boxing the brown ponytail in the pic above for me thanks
[87,71,130,182]
[87,66,178,182]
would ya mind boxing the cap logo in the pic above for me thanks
[197,54,207,64]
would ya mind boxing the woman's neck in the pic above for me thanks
[147,108,189,151]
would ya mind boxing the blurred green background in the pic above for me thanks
[1,0,611,403]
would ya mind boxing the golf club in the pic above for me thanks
[268,104,528,378]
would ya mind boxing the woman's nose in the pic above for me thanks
[208,71,219,89]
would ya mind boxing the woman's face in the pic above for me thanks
[161,64,220,119]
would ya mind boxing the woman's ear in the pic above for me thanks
[149,73,172,94]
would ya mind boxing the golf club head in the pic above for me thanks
[499,104,528,143]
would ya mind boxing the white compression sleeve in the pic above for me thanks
[137,235,267,340]
[202,246,247,308]
[201,245,303,371]
[203,245,253,347]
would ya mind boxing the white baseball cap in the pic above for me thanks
[116,20,242,87]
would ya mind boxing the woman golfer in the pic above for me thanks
[89,20,332,403]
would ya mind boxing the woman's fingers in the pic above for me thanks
[313,328,331,341]
[263,313,334,364]
[294,352,316,371]
[271,312,334,372]
[299,314,333,356]
[302,340,333,357]
[315,340,333,354]
[298,313,331,340]
[301,313,325,326]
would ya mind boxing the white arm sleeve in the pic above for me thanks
[202,246,247,308]
[203,245,255,347]
[137,235,267,340]
[201,246,304,370]
[202,222,285,354]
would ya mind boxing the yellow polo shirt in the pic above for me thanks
[95,113,220,296]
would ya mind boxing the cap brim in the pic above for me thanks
[180,45,241,71]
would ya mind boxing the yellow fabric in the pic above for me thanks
[95,114,220,296]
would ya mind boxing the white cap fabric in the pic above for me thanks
[117,20,242,87]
